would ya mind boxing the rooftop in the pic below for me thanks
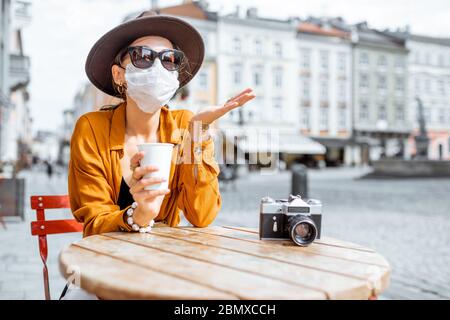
[297,22,349,39]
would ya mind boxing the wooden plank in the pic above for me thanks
[107,232,373,299]
[137,227,390,295]
[223,226,375,253]
[59,244,235,300]
[78,235,326,300]
[192,226,387,267]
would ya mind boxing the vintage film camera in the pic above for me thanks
[259,195,322,246]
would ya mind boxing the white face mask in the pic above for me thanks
[124,59,180,113]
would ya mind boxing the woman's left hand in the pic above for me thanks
[190,88,256,125]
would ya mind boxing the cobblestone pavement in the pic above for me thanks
[1,166,449,299]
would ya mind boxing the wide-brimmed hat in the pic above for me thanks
[85,10,205,97]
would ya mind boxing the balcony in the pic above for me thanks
[9,54,30,89]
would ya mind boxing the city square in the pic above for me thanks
[0,166,449,299]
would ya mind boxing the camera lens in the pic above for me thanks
[289,216,317,246]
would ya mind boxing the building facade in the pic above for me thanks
[215,9,327,166]
[297,19,353,166]
[406,34,450,160]
[338,21,411,165]
[0,0,32,171]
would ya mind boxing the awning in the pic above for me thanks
[220,128,326,155]
[278,134,326,154]
[312,137,351,148]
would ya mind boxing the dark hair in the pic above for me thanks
[111,43,192,100]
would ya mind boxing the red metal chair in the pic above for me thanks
[30,195,83,300]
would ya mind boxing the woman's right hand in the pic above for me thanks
[127,151,170,227]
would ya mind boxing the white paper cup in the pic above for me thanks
[137,143,174,191]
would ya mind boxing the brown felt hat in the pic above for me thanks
[85,10,205,97]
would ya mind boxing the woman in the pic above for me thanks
[68,10,255,239]
[63,10,254,299]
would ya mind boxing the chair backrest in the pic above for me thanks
[30,195,83,300]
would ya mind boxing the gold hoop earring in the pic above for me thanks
[117,82,126,95]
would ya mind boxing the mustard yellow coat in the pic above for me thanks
[68,102,221,237]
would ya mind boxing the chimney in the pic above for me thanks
[151,0,158,9]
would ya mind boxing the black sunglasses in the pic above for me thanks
[120,46,185,71]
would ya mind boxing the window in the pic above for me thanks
[424,107,431,122]
[425,52,431,65]
[198,71,208,90]
[414,52,421,64]
[254,39,262,55]
[302,78,310,100]
[395,105,404,122]
[425,79,431,93]
[415,78,421,92]
[274,42,282,58]
[273,97,283,110]
[233,37,241,53]
[360,73,369,89]
[273,67,283,88]
[338,109,347,129]
[320,80,329,100]
[301,107,310,129]
[253,65,263,87]
[249,97,263,121]
[359,52,369,65]
[338,52,347,73]
[377,55,387,68]
[395,77,404,92]
[232,64,242,85]
[438,79,445,95]
[395,56,405,69]
[247,110,254,122]
[320,50,329,71]
[301,49,311,69]
[338,81,346,101]
[319,107,328,130]
[438,54,445,67]
[201,32,209,50]
[439,108,446,124]
[378,75,387,90]
[359,102,369,121]
[378,104,387,121]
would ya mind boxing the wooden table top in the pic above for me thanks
[59,225,390,300]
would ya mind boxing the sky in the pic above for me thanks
[22,0,450,133]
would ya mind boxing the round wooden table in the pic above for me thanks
[59,225,390,300]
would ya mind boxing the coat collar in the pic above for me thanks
[109,102,182,152]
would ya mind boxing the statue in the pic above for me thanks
[414,97,430,160]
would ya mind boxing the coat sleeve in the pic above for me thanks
[176,114,222,227]
[68,115,132,237]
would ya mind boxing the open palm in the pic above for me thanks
[191,88,256,125]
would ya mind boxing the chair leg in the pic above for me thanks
[38,235,50,300]
[43,264,51,300]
